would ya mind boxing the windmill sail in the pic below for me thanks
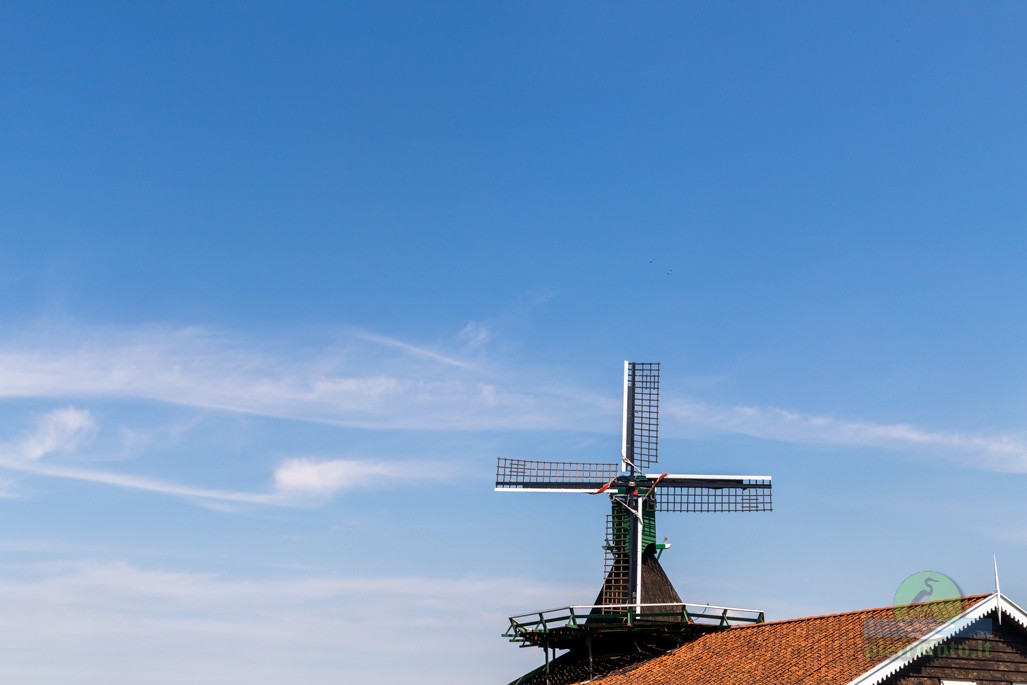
[652,475,773,512]
[622,361,659,471]
[495,457,618,492]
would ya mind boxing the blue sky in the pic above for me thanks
[2,2,1027,683]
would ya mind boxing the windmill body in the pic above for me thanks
[496,362,773,681]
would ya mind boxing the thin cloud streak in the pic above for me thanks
[0,406,273,505]
[1,325,1025,473]
[352,329,476,369]
[0,455,280,505]
[665,400,1027,472]
[0,455,438,507]
[0,407,437,506]
[0,326,582,431]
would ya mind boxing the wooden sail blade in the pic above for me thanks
[651,475,772,512]
[622,361,660,470]
[495,457,618,492]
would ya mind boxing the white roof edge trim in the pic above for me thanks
[650,474,773,481]
[621,360,630,471]
[846,593,1027,685]
[999,593,1027,630]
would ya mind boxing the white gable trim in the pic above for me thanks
[847,593,1027,685]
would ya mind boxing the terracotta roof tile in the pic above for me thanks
[582,595,989,685]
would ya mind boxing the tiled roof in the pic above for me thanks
[582,595,990,685]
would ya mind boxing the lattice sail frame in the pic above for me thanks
[495,458,618,491]
[622,361,660,471]
[654,477,773,512]
[495,461,773,513]
[602,512,631,606]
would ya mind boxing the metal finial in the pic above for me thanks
[995,554,1002,625]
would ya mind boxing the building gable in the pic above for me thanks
[850,594,1027,685]
[890,616,1027,684]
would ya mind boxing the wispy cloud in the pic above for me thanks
[0,408,439,507]
[0,325,589,431]
[0,559,586,684]
[2,324,1025,475]
[13,406,97,460]
[458,321,492,350]
[273,458,430,499]
[352,329,475,369]
[0,454,280,505]
[0,476,18,499]
[0,453,438,508]
[664,400,1027,472]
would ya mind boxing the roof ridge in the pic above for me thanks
[725,593,992,630]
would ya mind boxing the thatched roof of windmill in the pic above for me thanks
[588,547,682,623]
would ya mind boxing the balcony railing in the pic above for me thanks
[505,601,765,646]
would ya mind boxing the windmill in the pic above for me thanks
[496,362,773,680]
